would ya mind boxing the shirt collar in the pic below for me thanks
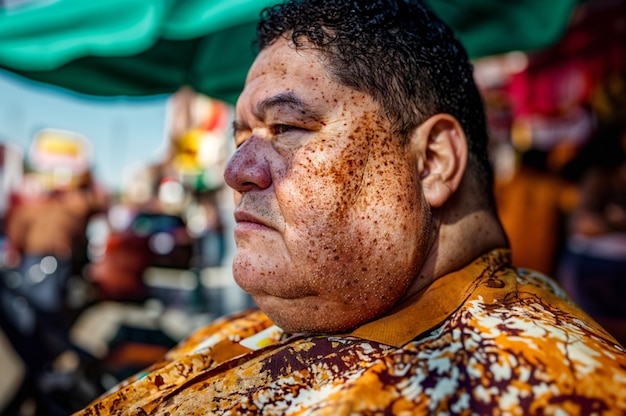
[347,248,512,347]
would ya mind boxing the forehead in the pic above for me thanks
[237,38,351,116]
[247,38,327,85]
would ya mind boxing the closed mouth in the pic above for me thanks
[234,210,274,230]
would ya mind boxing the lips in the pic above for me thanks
[234,210,274,231]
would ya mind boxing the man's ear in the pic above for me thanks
[410,114,468,208]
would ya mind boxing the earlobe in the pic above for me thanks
[411,114,468,208]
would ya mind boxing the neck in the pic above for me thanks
[406,181,509,298]
[429,208,508,277]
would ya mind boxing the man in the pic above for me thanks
[76,0,626,414]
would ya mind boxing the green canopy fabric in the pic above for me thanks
[0,0,579,104]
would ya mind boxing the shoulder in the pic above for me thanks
[449,266,625,360]
[385,267,626,413]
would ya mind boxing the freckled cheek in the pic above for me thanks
[280,162,341,218]
[281,148,367,218]
[358,157,422,231]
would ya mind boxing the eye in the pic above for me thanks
[271,124,299,135]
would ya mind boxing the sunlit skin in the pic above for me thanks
[224,38,437,333]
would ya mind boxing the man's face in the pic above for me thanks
[224,38,432,333]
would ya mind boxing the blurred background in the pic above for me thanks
[0,0,625,414]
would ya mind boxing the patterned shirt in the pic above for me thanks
[75,249,626,415]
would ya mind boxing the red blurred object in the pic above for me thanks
[89,212,193,301]
[508,0,626,119]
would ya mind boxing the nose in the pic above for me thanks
[223,137,272,193]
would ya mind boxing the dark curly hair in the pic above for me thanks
[256,0,495,204]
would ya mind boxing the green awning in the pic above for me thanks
[0,0,579,104]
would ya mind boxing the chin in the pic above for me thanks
[273,316,358,335]
[254,295,370,334]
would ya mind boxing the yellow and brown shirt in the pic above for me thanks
[75,249,626,415]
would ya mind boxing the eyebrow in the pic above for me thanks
[254,92,310,119]
[232,92,323,135]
